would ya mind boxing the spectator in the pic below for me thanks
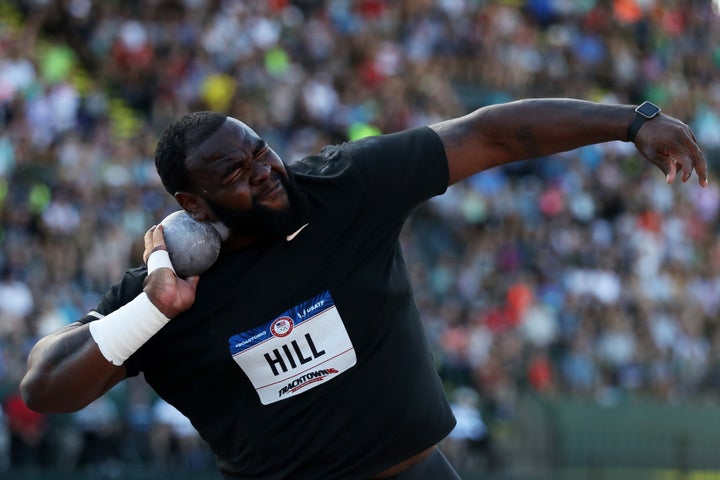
[0,0,719,475]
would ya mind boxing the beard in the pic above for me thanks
[205,170,310,242]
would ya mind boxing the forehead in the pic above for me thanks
[188,117,262,166]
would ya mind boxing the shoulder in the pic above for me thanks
[289,127,444,177]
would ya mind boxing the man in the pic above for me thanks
[20,99,708,479]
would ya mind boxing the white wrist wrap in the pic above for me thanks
[89,292,171,366]
[147,249,176,275]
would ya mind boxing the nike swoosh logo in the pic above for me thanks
[286,223,309,242]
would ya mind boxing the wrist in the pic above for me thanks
[626,101,661,142]
[147,248,176,275]
[89,292,171,366]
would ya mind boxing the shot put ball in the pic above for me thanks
[159,210,221,277]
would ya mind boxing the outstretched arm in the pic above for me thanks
[430,98,708,187]
[20,226,198,413]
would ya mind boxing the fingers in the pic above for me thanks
[641,120,708,187]
[141,224,196,317]
[145,225,177,276]
[674,154,692,184]
[672,123,707,186]
[664,161,677,184]
[153,224,168,248]
[687,133,709,187]
[143,225,169,264]
[670,131,702,184]
[668,143,708,186]
[143,226,155,263]
[661,152,703,186]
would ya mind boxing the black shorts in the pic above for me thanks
[385,448,461,480]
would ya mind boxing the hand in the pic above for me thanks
[634,114,709,187]
[142,225,199,318]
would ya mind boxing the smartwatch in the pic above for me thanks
[627,101,661,142]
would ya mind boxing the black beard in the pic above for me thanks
[205,170,310,242]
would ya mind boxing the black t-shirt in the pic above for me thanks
[81,127,456,479]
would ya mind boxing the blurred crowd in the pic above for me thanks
[1,0,720,475]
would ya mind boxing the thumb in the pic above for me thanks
[185,275,201,290]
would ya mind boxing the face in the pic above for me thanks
[181,118,309,243]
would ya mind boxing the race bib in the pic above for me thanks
[228,291,356,405]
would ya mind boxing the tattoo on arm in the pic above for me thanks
[517,125,543,158]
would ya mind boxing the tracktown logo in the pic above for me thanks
[278,368,339,398]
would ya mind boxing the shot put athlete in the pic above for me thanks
[20,99,707,479]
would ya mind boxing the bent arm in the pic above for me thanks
[20,322,126,413]
[21,225,199,414]
[431,98,708,186]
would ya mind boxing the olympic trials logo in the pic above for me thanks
[270,316,294,337]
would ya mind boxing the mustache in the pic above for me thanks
[205,169,310,240]
[253,172,284,204]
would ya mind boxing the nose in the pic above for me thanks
[250,161,271,185]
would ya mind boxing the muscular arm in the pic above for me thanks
[20,323,126,413]
[430,98,708,186]
[20,225,198,414]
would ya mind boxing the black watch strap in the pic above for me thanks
[627,101,661,142]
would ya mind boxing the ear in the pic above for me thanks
[175,191,212,222]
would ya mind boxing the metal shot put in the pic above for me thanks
[159,210,221,278]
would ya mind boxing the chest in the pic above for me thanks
[138,219,410,405]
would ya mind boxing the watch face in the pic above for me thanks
[636,101,660,118]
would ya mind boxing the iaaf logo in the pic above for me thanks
[278,368,339,398]
[270,316,293,337]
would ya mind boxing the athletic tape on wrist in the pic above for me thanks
[147,249,176,275]
[89,292,171,366]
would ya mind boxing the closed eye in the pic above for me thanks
[254,143,268,157]
[224,162,250,183]
[222,142,268,183]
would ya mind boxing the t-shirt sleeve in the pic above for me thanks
[78,266,147,377]
[343,126,449,220]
